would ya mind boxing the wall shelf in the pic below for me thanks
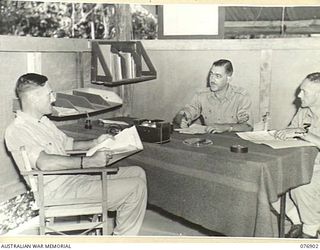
[91,41,157,87]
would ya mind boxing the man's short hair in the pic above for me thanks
[212,59,233,76]
[306,72,320,83]
[16,73,48,98]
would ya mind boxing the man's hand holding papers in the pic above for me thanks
[237,130,314,149]
[86,126,143,165]
[274,128,307,140]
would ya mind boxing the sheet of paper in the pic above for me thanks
[174,124,208,134]
[237,130,276,141]
[237,130,314,149]
[86,126,143,157]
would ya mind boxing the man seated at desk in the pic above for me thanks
[274,72,320,239]
[172,59,253,133]
[4,73,147,235]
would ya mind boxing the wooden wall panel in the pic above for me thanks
[0,52,27,202]
[41,53,79,91]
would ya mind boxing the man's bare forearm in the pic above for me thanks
[36,151,82,170]
[208,122,252,133]
[73,139,96,150]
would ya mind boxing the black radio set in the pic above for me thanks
[96,117,171,144]
[133,119,171,144]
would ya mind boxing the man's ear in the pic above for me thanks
[26,91,39,105]
[227,75,232,83]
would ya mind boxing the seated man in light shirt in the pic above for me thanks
[274,72,320,239]
[5,73,147,235]
[172,59,253,133]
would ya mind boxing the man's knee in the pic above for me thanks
[291,186,306,199]
[291,183,316,201]
[128,165,146,181]
[136,176,147,194]
[126,177,147,204]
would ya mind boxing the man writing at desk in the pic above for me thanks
[274,72,320,239]
[5,73,147,235]
[173,59,253,133]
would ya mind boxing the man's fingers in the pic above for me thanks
[180,119,189,128]
[274,130,286,140]
[237,112,249,122]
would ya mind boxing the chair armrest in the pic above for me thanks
[20,167,119,176]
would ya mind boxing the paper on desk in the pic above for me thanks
[86,126,143,164]
[174,124,208,134]
[237,130,314,149]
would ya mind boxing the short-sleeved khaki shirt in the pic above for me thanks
[289,107,320,170]
[180,85,252,126]
[5,111,74,189]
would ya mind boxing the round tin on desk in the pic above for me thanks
[230,144,248,153]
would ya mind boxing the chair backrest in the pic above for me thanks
[20,146,37,190]
[19,146,39,209]
[18,146,117,235]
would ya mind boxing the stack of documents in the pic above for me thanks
[237,130,314,149]
[86,126,143,165]
[174,124,208,134]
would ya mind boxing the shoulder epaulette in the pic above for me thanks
[230,85,249,96]
[195,87,211,95]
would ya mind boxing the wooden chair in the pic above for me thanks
[19,146,118,235]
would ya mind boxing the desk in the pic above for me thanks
[59,121,318,237]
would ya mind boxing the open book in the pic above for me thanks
[237,130,314,149]
[67,126,143,165]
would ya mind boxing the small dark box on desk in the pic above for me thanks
[133,119,171,144]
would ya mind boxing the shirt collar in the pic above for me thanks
[211,85,233,102]
[16,110,47,125]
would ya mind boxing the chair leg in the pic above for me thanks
[47,217,54,225]
[102,172,108,235]
[91,214,102,235]
[38,174,46,235]
[279,193,286,238]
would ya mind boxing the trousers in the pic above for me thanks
[44,166,147,235]
[273,169,320,236]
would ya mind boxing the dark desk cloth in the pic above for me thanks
[59,122,318,237]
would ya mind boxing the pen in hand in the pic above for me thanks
[293,128,307,138]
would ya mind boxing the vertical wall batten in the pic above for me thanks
[27,52,42,74]
[259,49,273,124]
